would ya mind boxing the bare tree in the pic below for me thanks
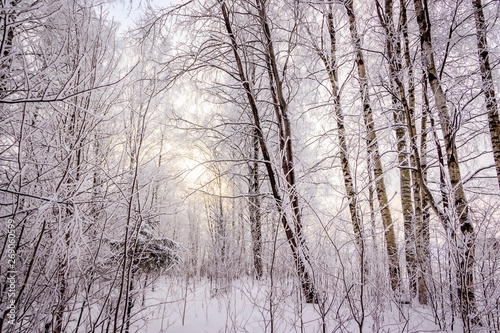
[249,128,263,279]
[412,0,478,327]
[344,0,401,293]
[0,1,132,332]
[375,0,417,299]
[311,0,365,266]
[217,0,319,302]
[472,0,500,188]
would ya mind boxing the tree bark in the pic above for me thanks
[412,0,477,326]
[417,68,431,306]
[472,0,500,189]
[345,0,401,292]
[219,0,318,303]
[375,0,417,298]
[314,2,365,276]
[249,128,263,279]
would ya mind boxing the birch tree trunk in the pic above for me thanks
[472,0,500,189]
[309,2,366,283]
[344,0,401,292]
[255,0,319,302]
[417,69,431,306]
[375,0,416,298]
[219,0,318,303]
[412,0,478,326]
[399,0,431,304]
[249,128,263,279]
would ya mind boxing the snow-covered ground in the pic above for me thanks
[128,277,459,333]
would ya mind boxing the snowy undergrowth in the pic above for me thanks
[128,277,459,333]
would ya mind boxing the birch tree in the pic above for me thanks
[412,0,478,327]
[344,0,401,293]
[375,0,417,299]
[472,0,500,188]
[249,128,263,279]
[218,0,318,302]
[313,1,365,265]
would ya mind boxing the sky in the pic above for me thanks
[105,1,145,30]
[105,0,183,31]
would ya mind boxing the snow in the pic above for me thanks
[124,277,459,333]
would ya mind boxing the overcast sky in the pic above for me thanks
[106,0,183,31]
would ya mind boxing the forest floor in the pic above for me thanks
[129,277,460,333]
